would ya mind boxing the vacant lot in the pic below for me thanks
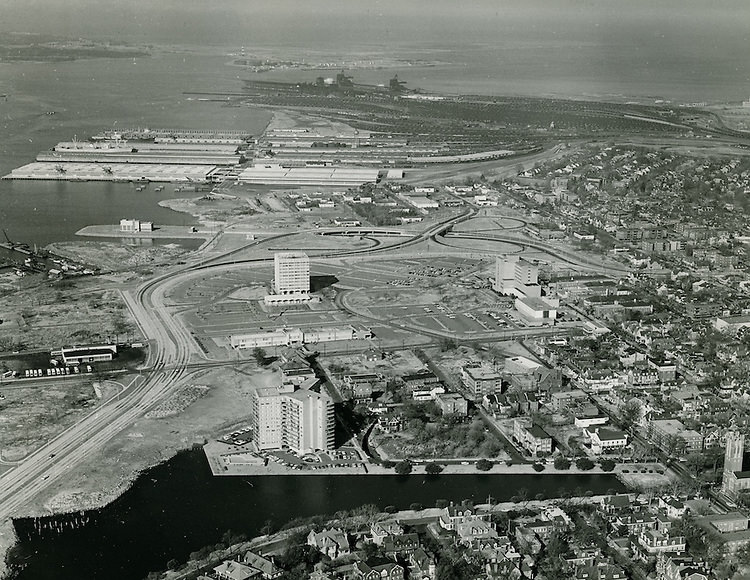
[47,241,193,273]
[0,378,104,460]
[0,279,141,352]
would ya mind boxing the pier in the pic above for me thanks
[2,162,217,183]
[76,225,212,241]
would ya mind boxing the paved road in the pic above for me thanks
[0,208,477,523]
[0,201,621,523]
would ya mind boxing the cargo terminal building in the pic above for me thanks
[238,164,380,187]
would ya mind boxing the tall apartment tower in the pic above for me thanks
[266,252,311,305]
[282,389,335,454]
[274,252,310,295]
[252,384,335,454]
[252,383,295,450]
[493,255,541,298]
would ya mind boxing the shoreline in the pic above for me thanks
[0,443,658,576]
[203,441,662,480]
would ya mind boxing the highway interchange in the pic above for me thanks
[0,157,631,529]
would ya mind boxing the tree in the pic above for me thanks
[533,462,545,472]
[618,399,641,432]
[437,337,457,352]
[600,459,616,472]
[737,543,750,566]
[476,459,493,471]
[253,347,267,365]
[437,558,481,580]
[737,489,750,510]
[394,460,413,475]
[425,463,444,475]
[576,457,595,470]
[663,434,686,458]
[684,453,704,477]
[554,456,571,470]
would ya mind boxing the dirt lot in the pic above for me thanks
[0,278,141,352]
[47,240,194,273]
[0,378,118,461]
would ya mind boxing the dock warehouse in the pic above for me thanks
[237,164,380,187]
[58,344,118,365]
[3,162,216,183]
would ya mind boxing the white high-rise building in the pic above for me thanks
[493,255,541,298]
[266,252,311,305]
[251,383,335,454]
[282,389,335,454]
[252,383,295,450]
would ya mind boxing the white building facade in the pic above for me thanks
[266,252,311,305]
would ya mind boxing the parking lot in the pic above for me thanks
[167,251,530,357]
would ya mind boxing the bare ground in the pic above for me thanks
[19,365,278,516]
[0,378,106,461]
[47,241,193,273]
[0,278,141,351]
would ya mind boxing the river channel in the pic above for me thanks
[11,449,625,580]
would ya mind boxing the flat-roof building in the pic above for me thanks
[515,296,559,326]
[648,419,703,455]
[282,389,335,454]
[493,255,541,298]
[715,314,750,335]
[265,252,310,305]
[238,164,379,187]
[461,365,502,401]
[120,218,153,233]
[513,419,553,457]
[252,383,334,454]
[59,344,117,366]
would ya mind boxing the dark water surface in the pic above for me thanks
[12,450,624,580]
[0,52,271,247]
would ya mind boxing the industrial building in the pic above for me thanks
[514,296,559,326]
[57,344,118,366]
[3,127,251,182]
[3,162,217,183]
[238,164,379,187]
[120,219,153,233]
